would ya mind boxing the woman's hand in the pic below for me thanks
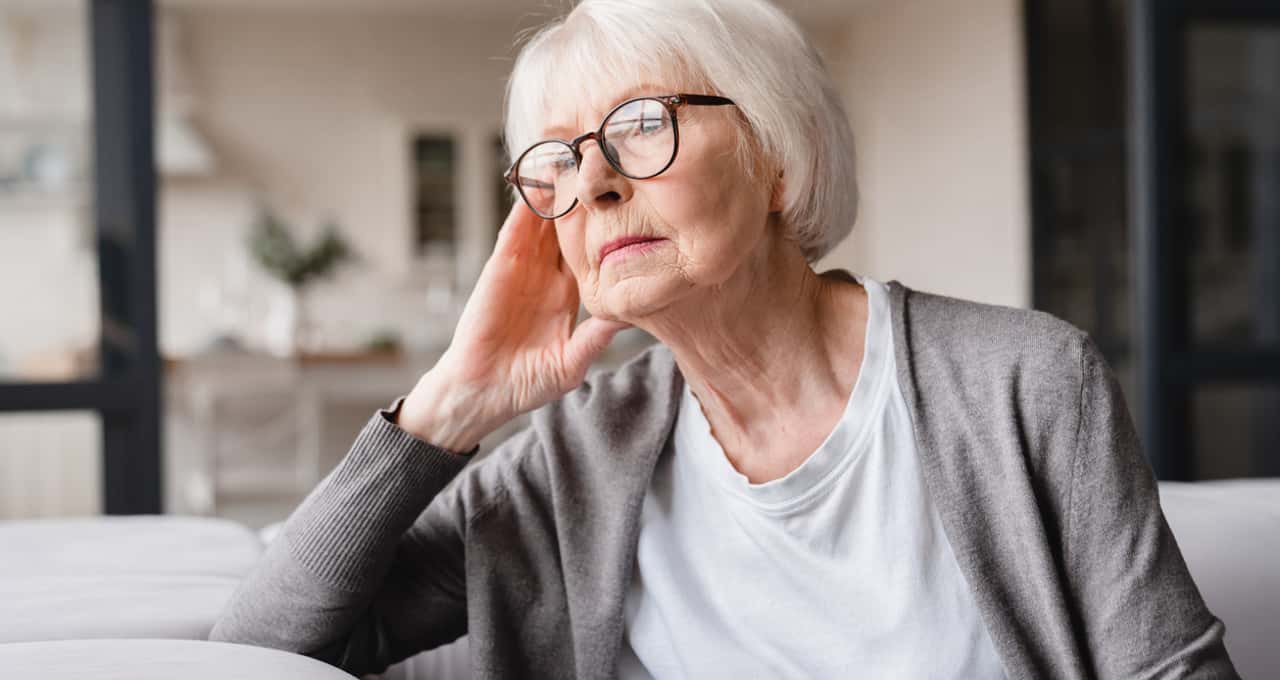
[396,202,630,452]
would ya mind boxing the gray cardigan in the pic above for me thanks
[209,279,1238,679]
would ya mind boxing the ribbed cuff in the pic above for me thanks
[284,396,476,592]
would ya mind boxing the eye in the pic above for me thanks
[551,154,577,173]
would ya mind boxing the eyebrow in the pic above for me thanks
[541,83,670,138]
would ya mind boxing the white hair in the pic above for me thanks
[503,0,858,262]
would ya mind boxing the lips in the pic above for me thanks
[599,236,664,264]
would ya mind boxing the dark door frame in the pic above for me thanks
[1130,0,1280,480]
[0,0,161,513]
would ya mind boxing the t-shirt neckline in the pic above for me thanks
[675,272,894,513]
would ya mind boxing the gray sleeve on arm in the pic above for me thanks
[1064,336,1240,679]
[208,395,478,676]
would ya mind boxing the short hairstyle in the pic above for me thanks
[503,0,858,262]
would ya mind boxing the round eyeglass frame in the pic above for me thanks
[504,93,737,219]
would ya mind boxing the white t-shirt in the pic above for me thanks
[617,274,1006,679]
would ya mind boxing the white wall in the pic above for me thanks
[166,0,1032,359]
[816,0,1031,308]
[1,1,1031,368]
[160,9,529,356]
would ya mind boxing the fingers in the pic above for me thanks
[494,201,541,256]
[531,213,562,270]
[495,202,563,271]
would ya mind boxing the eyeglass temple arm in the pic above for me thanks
[675,94,735,107]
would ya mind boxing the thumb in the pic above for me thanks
[563,316,631,379]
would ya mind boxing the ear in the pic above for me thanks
[768,169,786,214]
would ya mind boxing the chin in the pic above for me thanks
[592,267,690,323]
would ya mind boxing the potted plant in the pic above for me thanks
[246,208,354,357]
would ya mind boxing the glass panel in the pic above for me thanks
[0,410,101,519]
[1191,384,1280,479]
[1186,24,1280,350]
[1026,0,1139,419]
[0,6,99,382]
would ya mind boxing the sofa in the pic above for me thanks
[1153,479,1278,678]
[2,479,1276,679]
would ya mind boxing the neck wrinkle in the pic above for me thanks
[630,226,867,469]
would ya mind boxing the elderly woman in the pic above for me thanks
[211,1,1236,678]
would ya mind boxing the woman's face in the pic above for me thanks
[541,84,778,324]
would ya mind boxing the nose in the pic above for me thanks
[574,139,632,211]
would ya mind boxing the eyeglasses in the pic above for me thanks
[504,93,737,219]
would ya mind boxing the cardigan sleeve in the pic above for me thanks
[1064,337,1240,679]
[210,395,491,676]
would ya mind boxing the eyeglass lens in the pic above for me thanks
[514,98,676,218]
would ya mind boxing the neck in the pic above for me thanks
[629,227,868,481]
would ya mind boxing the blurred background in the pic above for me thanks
[0,0,1275,528]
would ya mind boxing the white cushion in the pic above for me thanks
[0,516,262,643]
[1159,479,1280,680]
[0,639,356,679]
[4,485,1270,680]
